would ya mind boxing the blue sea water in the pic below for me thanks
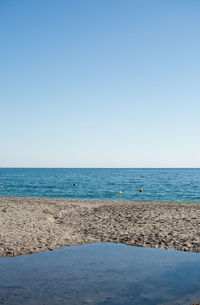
[0,168,200,202]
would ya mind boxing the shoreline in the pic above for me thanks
[0,196,200,257]
[1,195,200,204]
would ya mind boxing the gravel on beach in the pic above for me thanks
[0,197,200,257]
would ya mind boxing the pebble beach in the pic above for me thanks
[0,196,200,257]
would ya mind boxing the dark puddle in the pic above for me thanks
[0,243,200,305]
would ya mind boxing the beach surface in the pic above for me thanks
[0,197,200,257]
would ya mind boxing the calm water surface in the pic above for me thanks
[0,243,200,305]
[0,168,200,202]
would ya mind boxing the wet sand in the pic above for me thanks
[0,197,200,257]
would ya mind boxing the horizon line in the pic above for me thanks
[0,167,200,169]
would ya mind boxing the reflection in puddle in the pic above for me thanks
[0,243,200,305]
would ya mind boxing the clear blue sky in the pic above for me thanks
[1,0,200,167]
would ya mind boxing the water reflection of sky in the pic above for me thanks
[0,243,200,305]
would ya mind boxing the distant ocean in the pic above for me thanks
[0,168,200,202]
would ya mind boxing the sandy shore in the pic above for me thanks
[0,197,200,257]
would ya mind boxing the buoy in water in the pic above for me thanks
[72,183,76,186]
[118,191,122,195]
[0,185,2,189]
[139,188,143,192]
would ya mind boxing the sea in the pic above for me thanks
[0,168,200,202]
